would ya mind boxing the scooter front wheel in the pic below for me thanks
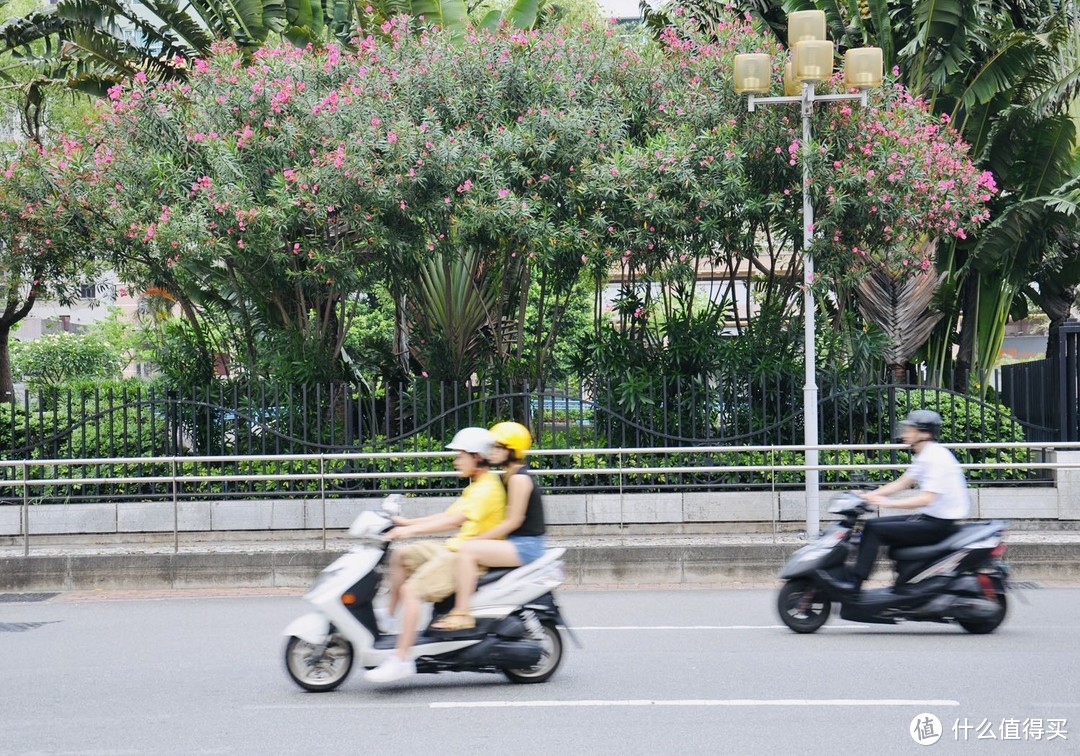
[504,621,564,684]
[285,633,354,692]
[778,578,832,633]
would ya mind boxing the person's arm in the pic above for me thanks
[861,473,916,507]
[391,512,449,528]
[472,475,531,540]
[881,490,938,509]
[388,510,466,540]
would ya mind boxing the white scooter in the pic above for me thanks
[283,497,572,691]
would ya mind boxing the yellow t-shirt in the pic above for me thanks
[444,471,506,551]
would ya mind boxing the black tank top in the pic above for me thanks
[509,465,546,537]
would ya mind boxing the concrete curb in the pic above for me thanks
[3,541,1078,592]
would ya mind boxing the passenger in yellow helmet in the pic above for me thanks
[430,420,547,631]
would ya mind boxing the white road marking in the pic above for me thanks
[573,625,786,630]
[571,625,875,630]
[430,699,962,709]
[250,699,963,712]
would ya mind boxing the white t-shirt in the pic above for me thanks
[908,441,971,520]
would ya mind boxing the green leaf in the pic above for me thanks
[505,0,541,30]
[953,33,1041,111]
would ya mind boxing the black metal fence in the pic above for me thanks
[1000,322,1080,442]
[0,372,1049,504]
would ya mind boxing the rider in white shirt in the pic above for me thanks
[834,409,970,595]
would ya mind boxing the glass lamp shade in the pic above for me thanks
[844,47,883,89]
[783,60,801,96]
[733,54,772,95]
[787,10,826,47]
[794,40,834,82]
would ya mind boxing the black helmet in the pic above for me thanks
[899,409,943,440]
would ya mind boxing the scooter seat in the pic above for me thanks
[471,548,566,591]
[476,568,516,588]
[890,520,1005,561]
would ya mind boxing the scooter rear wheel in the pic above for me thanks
[778,578,832,633]
[504,621,563,684]
[285,634,354,692]
[958,593,1007,634]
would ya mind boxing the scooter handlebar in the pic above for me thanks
[827,492,874,516]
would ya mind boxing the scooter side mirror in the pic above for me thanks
[382,494,402,517]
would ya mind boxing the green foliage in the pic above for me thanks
[895,389,1030,480]
[408,247,501,382]
[51,380,170,459]
[10,333,123,388]
[82,306,153,373]
[153,320,214,389]
[0,399,57,455]
[343,286,401,384]
[0,378,168,464]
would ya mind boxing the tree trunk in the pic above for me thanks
[953,274,978,392]
[0,325,13,402]
[889,362,908,385]
[0,285,38,402]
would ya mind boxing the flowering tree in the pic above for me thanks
[0,139,104,399]
[65,22,658,384]
[571,16,994,397]
[2,15,993,393]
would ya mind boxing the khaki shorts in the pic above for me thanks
[398,541,458,603]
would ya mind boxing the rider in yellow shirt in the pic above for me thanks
[365,427,506,683]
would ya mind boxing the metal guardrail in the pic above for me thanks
[4,441,1080,556]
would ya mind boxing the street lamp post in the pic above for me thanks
[734,12,882,537]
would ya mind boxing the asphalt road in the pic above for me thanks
[1,586,1077,755]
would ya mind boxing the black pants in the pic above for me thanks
[853,515,959,582]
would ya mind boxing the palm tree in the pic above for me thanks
[926,5,1079,390]
[856,241,946,383]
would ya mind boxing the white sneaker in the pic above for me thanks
[364,655,416,683]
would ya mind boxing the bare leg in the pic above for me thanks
[453,551,482,615]
[452,540,522,615]
[395,583,422,659]
[387,549,407,615]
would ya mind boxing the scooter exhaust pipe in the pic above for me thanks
[952,597,1001,621]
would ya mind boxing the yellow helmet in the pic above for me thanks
[490,421,532,456]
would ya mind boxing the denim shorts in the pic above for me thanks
[509,534,546,565]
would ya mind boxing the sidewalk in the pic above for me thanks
[3,529,1079,591]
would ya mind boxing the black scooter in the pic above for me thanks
[777,493,1010,634]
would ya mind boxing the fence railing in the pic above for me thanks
[0,440,1064,507]
[0,373,1053,464]
[5,441,1077,555]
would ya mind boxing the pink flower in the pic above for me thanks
[498,188,510,198]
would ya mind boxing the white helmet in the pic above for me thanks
[447,427,496,459]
